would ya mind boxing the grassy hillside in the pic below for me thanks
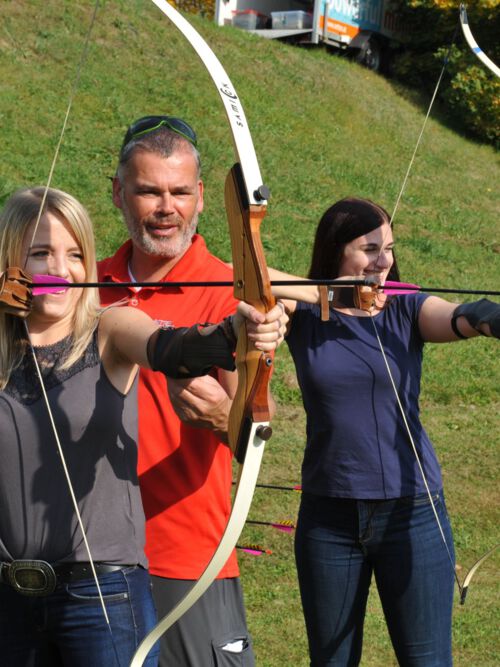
[1,1,498,665]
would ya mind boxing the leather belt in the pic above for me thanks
[0,560,133,596]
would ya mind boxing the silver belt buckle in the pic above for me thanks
[6,560,57,596]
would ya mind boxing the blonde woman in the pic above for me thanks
[0,187,286,667]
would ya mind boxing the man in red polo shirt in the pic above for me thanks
[98,117,255,666]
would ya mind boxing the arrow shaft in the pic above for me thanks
[32,278,500,297]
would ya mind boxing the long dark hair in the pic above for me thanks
[308,197,400,281]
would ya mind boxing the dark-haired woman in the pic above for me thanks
[269,197,499,667]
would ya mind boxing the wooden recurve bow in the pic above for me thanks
[130,4,275,665]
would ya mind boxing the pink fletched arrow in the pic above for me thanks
[237,545,273,556]
[269,521,295,533]
[247,519,296,533]
[33,274,70,295]
[383,280,421,295]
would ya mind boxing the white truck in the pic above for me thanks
[214,0,408,71]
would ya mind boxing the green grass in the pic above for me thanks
[1,1,499,664]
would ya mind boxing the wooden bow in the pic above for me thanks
[130,4,275,665]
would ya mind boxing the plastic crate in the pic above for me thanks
[232,10,268,30]
[271,10,312,30]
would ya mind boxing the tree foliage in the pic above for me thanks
[171,0,498,145]
[168,0,215,20]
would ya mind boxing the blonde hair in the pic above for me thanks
[0,187,101,388]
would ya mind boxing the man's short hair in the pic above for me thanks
[117,128,201,180]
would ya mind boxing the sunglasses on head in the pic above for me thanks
[122,115,197,148]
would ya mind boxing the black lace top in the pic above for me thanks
[5,333,99,405]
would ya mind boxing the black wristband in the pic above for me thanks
[452,299,500,339]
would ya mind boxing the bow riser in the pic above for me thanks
[225,165,274,308]
[230,352,273,464]
[225,164,275,460]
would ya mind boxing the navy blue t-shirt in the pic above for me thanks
[286,294,443,499]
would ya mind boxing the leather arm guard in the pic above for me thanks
[0,267,33,317]
[147,320,236,379]
[451,299,500,339]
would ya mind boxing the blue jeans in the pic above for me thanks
[0,565,159,667]
[295,492,455,667]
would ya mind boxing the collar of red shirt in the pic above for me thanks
[98,234,211,291]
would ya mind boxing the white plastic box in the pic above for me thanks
[271,10,313,30]
[232,10,268,30]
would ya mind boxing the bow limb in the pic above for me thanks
[130,5,274,666]
[460,4,500,77]
[129,425,268,667]
[150,0,266,205]
[460,544,499,604]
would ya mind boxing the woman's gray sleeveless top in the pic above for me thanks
[0,332,147,567]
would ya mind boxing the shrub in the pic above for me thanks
[168,0,215,20]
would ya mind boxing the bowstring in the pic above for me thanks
[364,11,461,590]
[368,9,496,600]
[369,13,461,275]
[368,315,463,596]
[24,322,114,626]
[389,18,460,228]
[23,0,100,266]
[371,309,498,601]
[21,2,123,661]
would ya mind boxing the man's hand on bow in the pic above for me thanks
[0,267,33,318]
[233,301,288,351]
[167,374,233,443]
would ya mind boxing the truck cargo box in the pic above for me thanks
[232,9,269,30]
[271,11,313,30]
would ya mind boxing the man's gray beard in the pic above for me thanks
[124,211,198,259]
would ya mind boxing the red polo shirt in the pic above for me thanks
[98,235,239,579]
